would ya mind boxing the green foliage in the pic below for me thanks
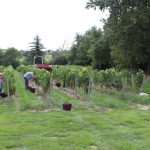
[69,29,93,66]
[0,49,3,65]
[0,65,4,72]
[53,56,68,65]
[2,66,16,95]
[2,47,21,68]
[0,66,150,149]
[48,49,69,65]
[69,27,111,69]
[86,0,150,71]
[135,69,145,91]
[52,65,146,94]
[0,88,150,149]
[44,53,52,64]
[17,65,52,95]
[35,69,51,94]
[29,35,45,64]
[142,76,150,94]
[89,31,111,69]
[15,71,48,111]
[52,65,92,94]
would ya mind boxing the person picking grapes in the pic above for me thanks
[24,72,36,90]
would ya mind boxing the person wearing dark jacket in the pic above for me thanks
[0,73,3,96]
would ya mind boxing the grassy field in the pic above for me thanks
[0,72,149,150]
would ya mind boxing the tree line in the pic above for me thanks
[0,0,150,73]
[86,0,150,72]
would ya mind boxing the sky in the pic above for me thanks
[0,0,108,50]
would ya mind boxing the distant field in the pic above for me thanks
[44,54,52,63]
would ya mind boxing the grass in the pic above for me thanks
[0,71,149,149]
[93,78,150,105]
[142,76,150,95]
[0,108,149,150]
[90,92,128,109]
[98,89,150,105]
[15,71,48,111]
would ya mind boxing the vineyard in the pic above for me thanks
[0,65,150,149]
[0,65,149,109]
[17,65,146,94]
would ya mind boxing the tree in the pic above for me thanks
[69,27,111,69]
[69,28,98,66]
[29,35,45,64]
[89,35,111,69]
[68,34,81,65]
[53,56,68,65]
[0,49,4,65]
[2,47,21,68]
[48,49,69,65]
[86,0,150,72]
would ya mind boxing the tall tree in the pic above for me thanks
[86,0,150,72]
[69,27,101,66]
[29,35,45,64]
[89,35,111,69]
[0,49,4,65]
[69,27,111,69]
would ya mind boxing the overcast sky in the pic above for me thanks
[0,0,108,50]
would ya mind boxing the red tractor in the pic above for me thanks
[33,56,52,72]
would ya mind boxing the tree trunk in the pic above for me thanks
[147,63,150,74]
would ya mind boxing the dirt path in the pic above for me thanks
[53,85,108,111]
[54,85,81,99]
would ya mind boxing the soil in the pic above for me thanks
[54,85,81,99]
[137,104,150,110]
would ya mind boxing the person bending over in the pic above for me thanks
[24,72,35,90]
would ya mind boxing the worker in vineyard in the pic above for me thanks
[0,73,3,96]
[24,72,35,90]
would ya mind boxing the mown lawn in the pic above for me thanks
[0,71,149,150]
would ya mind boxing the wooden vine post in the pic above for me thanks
[87,77,92,101]
[131,74,134,94]
[7,78,10,98]
[48,77,52,109]
[74,76,77,97]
